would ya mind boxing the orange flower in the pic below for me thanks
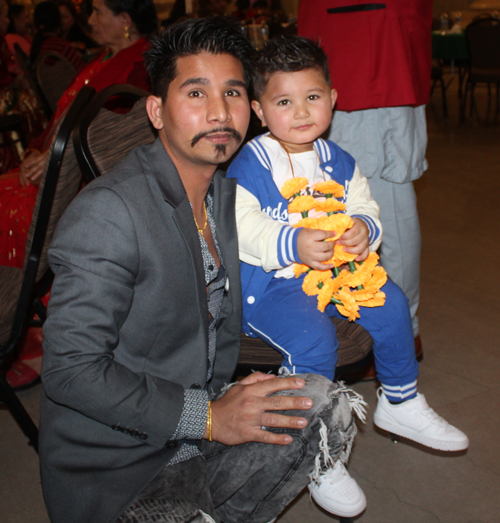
[293,263,310,278]
[313,199,346,214]
[314,180,345,198]
[293,217,320,229]
[288,195,317,214]
[334,287,360,321]
[363,266,387,291]
[323,243,357,267]
[317,278,336,312]
[358,291,386,308]
[280,177,308,199]
[303,270,333,296]
[317,214,353,241]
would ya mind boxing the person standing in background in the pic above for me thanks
[298,0,432,374]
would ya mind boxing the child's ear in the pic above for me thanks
[330,89,338,110]
[251,100,267,127]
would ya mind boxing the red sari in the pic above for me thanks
[0,38,151,269]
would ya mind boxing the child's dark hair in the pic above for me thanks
[145,16,256,101]
[253,35,331,100]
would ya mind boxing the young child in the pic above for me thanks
[227,36,469,519]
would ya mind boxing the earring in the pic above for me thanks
[124,25,130,40]
[261,121,266,127]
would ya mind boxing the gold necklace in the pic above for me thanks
[193,201,208,235]
[278,140,326,182]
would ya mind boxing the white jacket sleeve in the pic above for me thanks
[236,185,299,271]
[346,165,383,252]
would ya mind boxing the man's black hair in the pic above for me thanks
[253,35,331,100]
[145,16,255,101]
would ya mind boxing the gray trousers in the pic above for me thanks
[117,374,357,523]
[330,106,428,336]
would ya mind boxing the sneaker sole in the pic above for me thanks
[374,415,469,452]
[308,485,366,518]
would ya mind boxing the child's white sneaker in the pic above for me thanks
[373,388,469,451]
[308,461,366,517]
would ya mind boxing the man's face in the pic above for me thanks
[147,52,250,173]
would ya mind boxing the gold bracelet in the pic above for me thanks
[207,400,213,442]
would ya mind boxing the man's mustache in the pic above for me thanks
[191,127,243,147]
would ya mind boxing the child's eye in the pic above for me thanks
[277,99,290,106]
[308,94,320,101]
[226,89,240,97]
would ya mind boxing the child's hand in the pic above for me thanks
[297,229,335,270]
[337,218,370,261]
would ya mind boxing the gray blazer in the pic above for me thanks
[39,138,242,523]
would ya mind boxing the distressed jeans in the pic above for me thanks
[117,374,358,523]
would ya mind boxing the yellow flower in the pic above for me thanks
[293,263,310,278]
[293,217,320,229]
[317,214,353,241]
[288,195,317,214]
[317,278,336,312]
[314,180,345,198]
[303,270,333,296]
[280,177,309,199]
[313,199,346,214]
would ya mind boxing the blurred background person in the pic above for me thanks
[0,0,158,390]
[30,1,86,71]
[5,3,33,75]
[56,0,99,54]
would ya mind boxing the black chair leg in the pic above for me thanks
[0,373,39,452]
[339,517,354,523]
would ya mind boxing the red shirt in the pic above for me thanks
[298,0,433,111]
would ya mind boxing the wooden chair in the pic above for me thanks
[35,52,78,113]
[73,84,373,381]
[0,85,96,452]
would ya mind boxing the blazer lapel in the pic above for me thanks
[143,139,209,338]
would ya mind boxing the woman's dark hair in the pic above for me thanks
[104,0,158,36]
[30,1,62,63]
[6,4,25,34]
[252,35,331,100]
[145,16,255,101]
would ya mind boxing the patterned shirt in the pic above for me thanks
[168,192,226,466]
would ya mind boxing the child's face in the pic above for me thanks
[252,68,337,153]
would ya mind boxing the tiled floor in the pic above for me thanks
[2,77,500,523]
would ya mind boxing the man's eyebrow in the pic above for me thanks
[178,78,247,89]
[179,77,209,89]
[226,79,247,89]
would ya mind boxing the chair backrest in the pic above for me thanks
[1,85,95,358]
[73,84,156,183]
[35,52,78,113]
[466,17,500,70]
[14,43,53,120]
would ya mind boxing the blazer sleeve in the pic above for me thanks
[42,185,186,449]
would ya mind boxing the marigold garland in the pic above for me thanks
[281,175,387,320]
[281,177,309,200]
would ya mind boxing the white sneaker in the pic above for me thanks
[373,388,469,451]
[308,461,366,517]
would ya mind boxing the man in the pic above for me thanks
[299,0,432,363]
[39,18,357,523]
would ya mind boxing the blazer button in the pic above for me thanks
[166,441,178,449]
[111,425,119,431]
[247,296,255,304]
[191,383,202,389]
[140,433,148,441]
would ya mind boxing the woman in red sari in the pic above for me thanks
[0,0,157,270]
[2,0,157,390]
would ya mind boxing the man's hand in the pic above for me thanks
[297,228,335,270]
[337,218,370,261]
[20,150,47,187]
[207,373,313,446]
